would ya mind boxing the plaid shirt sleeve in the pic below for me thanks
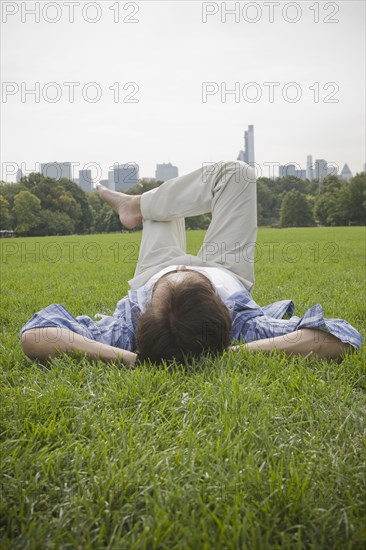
[227,291,363,350]
[20,294,143,352]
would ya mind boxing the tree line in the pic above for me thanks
[0,171,365,236]
[258,173,365,227]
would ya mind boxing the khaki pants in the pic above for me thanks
[128,160,257,291]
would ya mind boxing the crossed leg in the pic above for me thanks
[97,160,257,291]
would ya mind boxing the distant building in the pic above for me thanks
[237,125,255,166]
[155,163,179,182]
[327,164,338,177]
[109,163,139,191]
[16,168,23,182]
[107,172,116,191]
[306,155,313,180]
[279,164,297,178]
[314,159,328,184]
[41,162,73,181]
[78,169,93,192]
[340,163,353,181]
[296,169,306,180]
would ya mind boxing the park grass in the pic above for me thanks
[0,227,365,549]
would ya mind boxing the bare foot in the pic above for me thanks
[96,184,142,229]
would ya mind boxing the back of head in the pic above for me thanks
[136,277,232,364]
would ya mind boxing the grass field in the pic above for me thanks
[1,227,365,549]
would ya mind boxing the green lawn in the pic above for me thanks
[1,227,365,549]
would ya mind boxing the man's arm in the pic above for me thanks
[21,328,137,365]
[229,328,352,361]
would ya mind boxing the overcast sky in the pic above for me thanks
[1,0,365,182]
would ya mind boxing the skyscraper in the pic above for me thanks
[314,159,328,184]
[107,172,116,191]
[279,164,297,178]
[110,163,139,191]
[16,168,23,182]
[237,125,254,166]
[41,162,73,181]
[155,163,179,182]
[306,155,313,180]
[78,169,93,192]
[296,169,307,180]
[340,163,352,181]
[327,164,338,177]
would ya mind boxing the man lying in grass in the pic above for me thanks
[21,161,363,365]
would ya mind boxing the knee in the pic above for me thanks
[220,160,256,185]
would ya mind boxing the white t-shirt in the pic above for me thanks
[145,264,245,302]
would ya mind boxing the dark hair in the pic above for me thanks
[136,275,232,364]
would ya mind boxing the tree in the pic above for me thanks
[314,174,366,226]
[314,176,345,225]
[24,173,93,234]
[326,186,351,226]
[22,172,44,190]
[186,214,211,230]
[0,182,27,211]
[321,175,344,194]
[347,173,366,225]
[0,195,12,229]
[280,190,314,227]
[13,191,41,235]
[59,179,92,233]
[86,193,122,233]
[314,193,336,225]
[37,210,75,235]
[128,178,162,195]
[272,175,308,196]
[103,208,121,232]
[256,179,277,225]
[87,193,103,233]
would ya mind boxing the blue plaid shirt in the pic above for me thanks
[21,286,363,351]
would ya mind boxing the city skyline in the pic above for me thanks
[155,163,179,183]
[4,148,364,184]
[13,145,360,193]
[4,149,364,185]
[4,129,364,184]
[10,124,361,189]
